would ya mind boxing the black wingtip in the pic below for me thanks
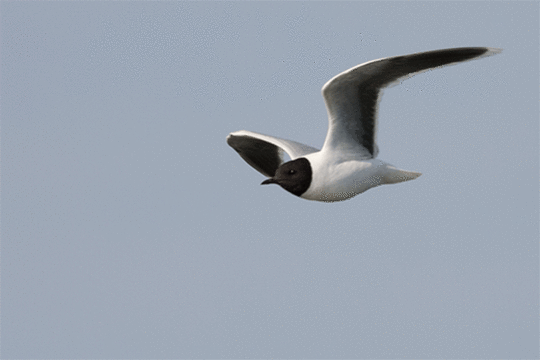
[226,133,283,178]
[226,133,236,147]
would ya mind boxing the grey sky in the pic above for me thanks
[2,2,538,358]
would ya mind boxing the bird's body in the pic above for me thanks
[227,47,501,202]
[301,152,418,202]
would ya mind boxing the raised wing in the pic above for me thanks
[226,130,319,177]
[321,47,502,158]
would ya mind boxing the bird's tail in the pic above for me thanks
[382,165,422,184]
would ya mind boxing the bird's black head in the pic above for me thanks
[261,157,312,197]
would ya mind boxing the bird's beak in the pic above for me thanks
[261,178,276,185]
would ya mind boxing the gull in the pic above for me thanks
[227,47,501,202]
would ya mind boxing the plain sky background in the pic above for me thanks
[1,2,538,358]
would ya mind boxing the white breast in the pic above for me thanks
[301,151,390,202]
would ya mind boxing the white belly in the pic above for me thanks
[301,153,389,202]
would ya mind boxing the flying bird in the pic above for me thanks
[227,47,501,202]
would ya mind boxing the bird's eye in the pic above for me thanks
[288,169,296,175]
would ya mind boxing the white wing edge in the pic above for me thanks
[322,47,503,93]
[227,130,319,160]
[384,47,503,89]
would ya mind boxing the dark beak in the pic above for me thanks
[261,178,276,185]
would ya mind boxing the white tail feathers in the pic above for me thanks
[383,166,422,184]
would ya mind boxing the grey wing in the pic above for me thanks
[321,47,502,158]
[226,130,319,177]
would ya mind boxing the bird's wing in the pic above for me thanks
[226,130,319,177]
[321,47,502,158]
